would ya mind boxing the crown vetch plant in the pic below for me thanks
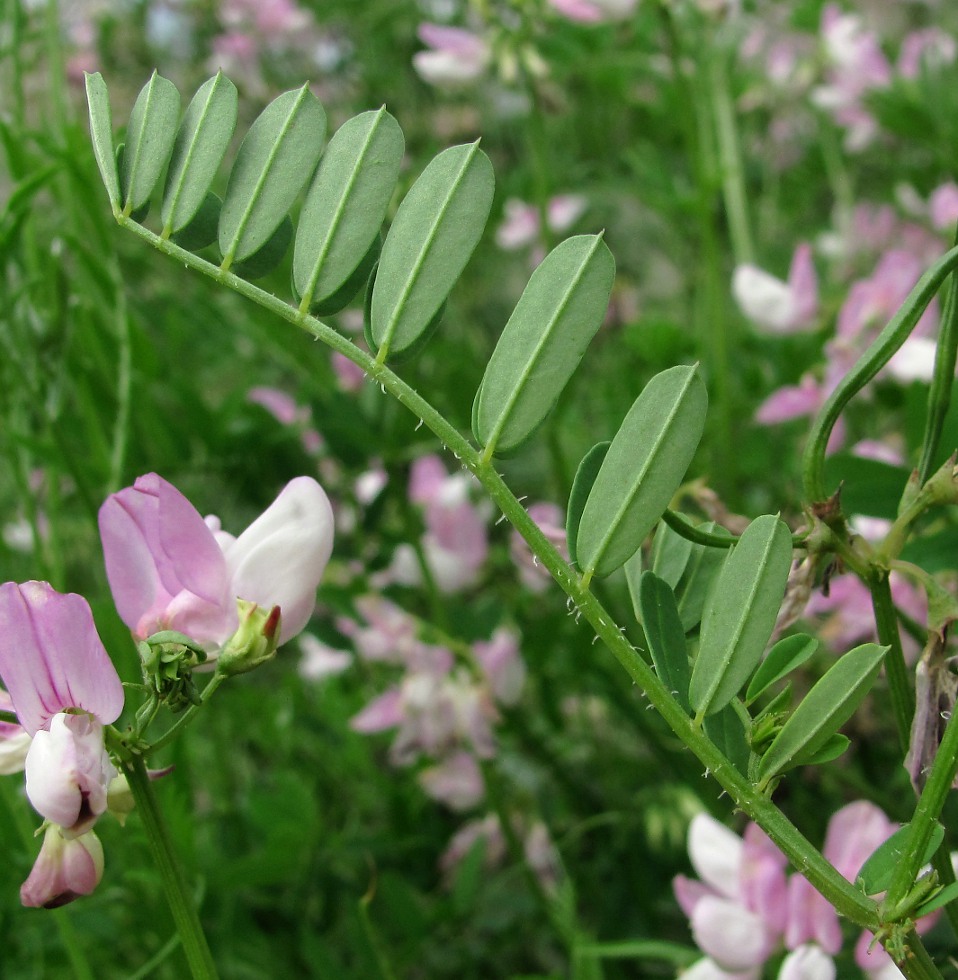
[65,58,958,978]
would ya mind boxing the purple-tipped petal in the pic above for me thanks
[0,582,124,735]
[99,474,235,643]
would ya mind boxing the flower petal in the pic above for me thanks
[0,582,123,735]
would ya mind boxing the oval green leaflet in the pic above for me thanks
[575,365,708,582]
[84,72,121,210]
[219,84,327,266]
[638,572,691,714]
[293,107,404,313]
[757,642,888,791]
[120,71,181,215]
[473,234,615,458]
[566,442,610,570]
[689,514,792,721]
[651,520,695,589]
[674,522,732,632]
[745,633,819,705]
[162,72,238,237]
[369,141,494,360]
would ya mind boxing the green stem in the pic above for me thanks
[709,41,754,265]
[147,673,226,755]
[115,216,882,933]
[121,756,219,979]
[868,571,913,755]
[884,697,958,918]
[918,224,958,484]
[803,244,958,504]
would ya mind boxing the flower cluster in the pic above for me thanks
[0,473,334,907]
[675,804,937,979]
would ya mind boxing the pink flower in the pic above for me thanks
[20,825,104,909]
[0,583,123,738]
[418,750,485,811]
[413,24,491,87]
[929,182,958,231]
[0,582,124,906]
[509,501,569,592]
[473,627,525,706]
[0,687,31,775]
[897,28,956,81]
[378,455,488,593]
[732,243,818,334]
[496,195,588,251]
[674,815,788,973]
[547,0,638,24]
[99,474,334,650]
[811,5,890,151]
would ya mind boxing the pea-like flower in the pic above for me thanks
[0,581,125,906]
[99,473,335,652]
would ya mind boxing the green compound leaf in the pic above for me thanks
[858,822,945,895]
[798,733,850,766]
[120,70,180,214]
[567,441,610,570]
[473,234,615,457]
[638,572,691,713]
[689,514,792,720]
[84,71,120,209]
[745,633,819,704]
[674,522,731,631]
[703,703,750,776]
[651,521,695,589]
[293,107,404,312]
[162,72,238,236]
[369,141,494,359]
[575,365,708,580]
[219,84,327,265]
[757,642,887,789]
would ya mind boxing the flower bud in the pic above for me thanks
[215,600,281,677]
[20,825,104,908]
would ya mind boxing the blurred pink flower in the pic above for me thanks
[377,455,489,593]
[418,750,485,811]
[733,243,819,334]
[440,814,560,894]
[510,501,569,592]
[929,182,958,231]
[331,350,367,392]
[100,473,334,649]
[297,635,352,681]
[811,5,890,151]
[805,572,925,659]
[248,386,324,455]
[0,687,31,775]
[674,815,788,974]
[336,595,421,664]
[547,0,638,24]
[413,24,491,87]
[897,28,956,80]
[473,627,525,706]
[496,195,588,251]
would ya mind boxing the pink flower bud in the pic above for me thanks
[20,825,104,908]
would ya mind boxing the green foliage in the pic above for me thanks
[758,643,888,789]
[162,72,238,236]
[575,365,708,580]
[219,84,327,265]
[369,141,494,359]
[473,234,615,458]
[120,71,180,215]
[638,572,691,714]
[292,108,404,312]
[689,515,792,719]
